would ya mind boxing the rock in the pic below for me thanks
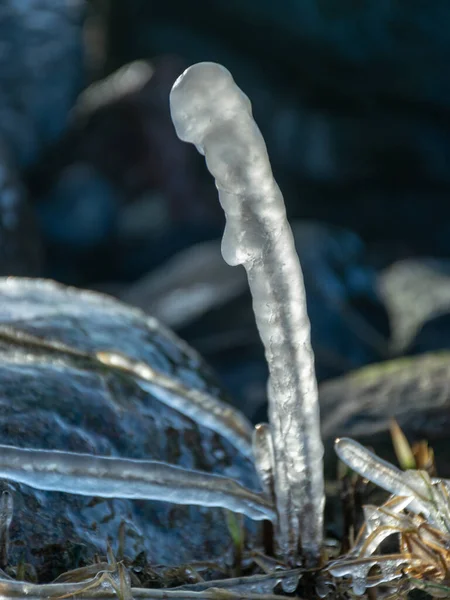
[319,352,450,477]
[0,278,258,580]
[293,221,389,382]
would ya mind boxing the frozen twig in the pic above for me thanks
[170,62,324,564]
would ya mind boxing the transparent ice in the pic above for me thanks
[0,443,275,521]
[170,61,324,565]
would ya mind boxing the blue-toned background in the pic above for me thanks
[2,0,450,422]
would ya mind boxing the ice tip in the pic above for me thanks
[334,437,347,450]
[171,62,231,91]
[334,437,355,459]
[254,422,268,432]
[169,62,232,145]
[169,62,232,113]
[169,61,252,147]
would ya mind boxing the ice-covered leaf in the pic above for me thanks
[335,438,450,532]
[352,500,412,557]
[0,443,275,522]
[122,239,247,328]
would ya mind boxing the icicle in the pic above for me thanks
[170,62,324,566]
[0,444,275,522]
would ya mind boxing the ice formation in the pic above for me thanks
[0,443,275,521]
[170,62,324,564]
[335,438,450,533]
[252,423,275,502]
[329,556,410,596]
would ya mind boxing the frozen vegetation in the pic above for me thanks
[170,62,324,565]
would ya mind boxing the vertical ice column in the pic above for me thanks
[170,62,324,565]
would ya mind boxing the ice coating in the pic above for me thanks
[335,438,450,532]
[170,62,324,565]
[252,423,275,502]
[355,503,410,557]
[335,438,409,496]
[0,444,275,522]
[0,577,295,600]
[329,556,409,596]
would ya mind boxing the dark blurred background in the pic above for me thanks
[3,0,450,422]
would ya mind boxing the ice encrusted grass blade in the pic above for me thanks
[328,555,412,596]
[335,438,416,498]
[0,444,275,521]
[170,62,324,565]
[0,578,289,600]
[335,438,450,532]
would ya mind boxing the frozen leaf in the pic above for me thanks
[321,353,450,455]
[0,443,275,522]
[352,501,412,557]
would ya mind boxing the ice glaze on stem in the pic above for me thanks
[170,62,324,564]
